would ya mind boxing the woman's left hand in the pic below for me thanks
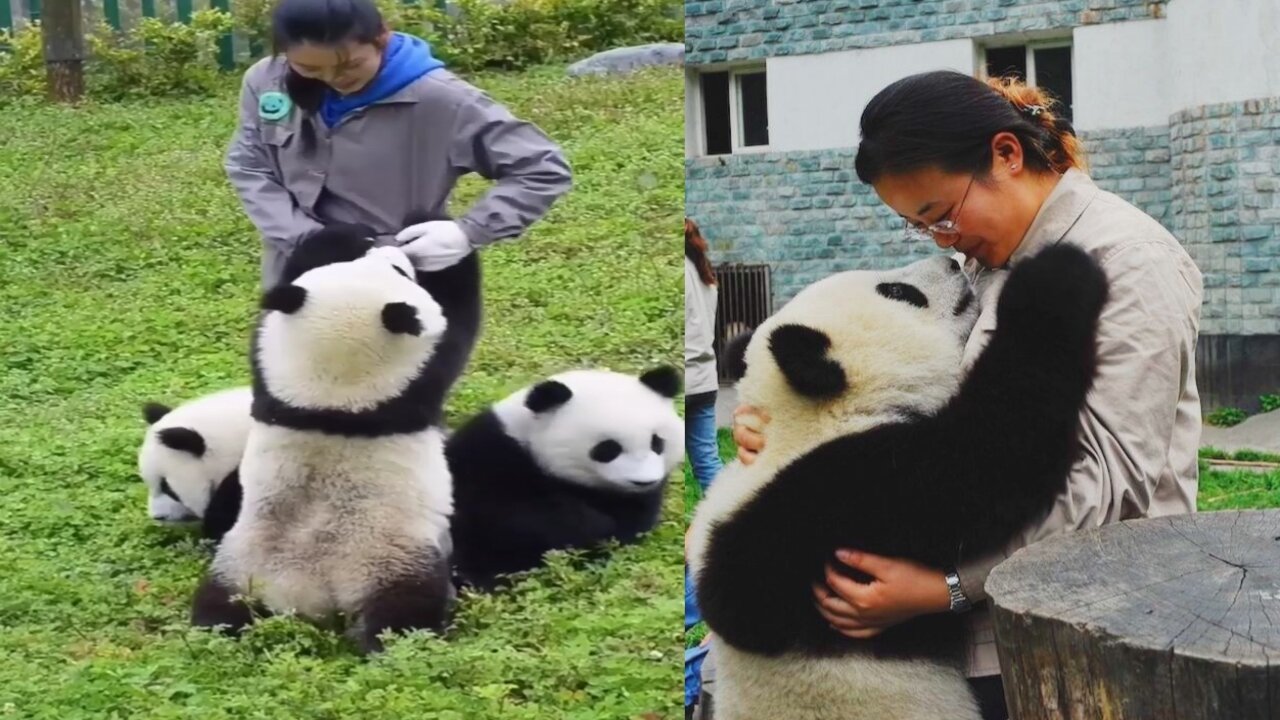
[396,220,473,271]
[812,550,951,639]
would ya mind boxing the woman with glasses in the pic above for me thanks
[728,70,1204,720]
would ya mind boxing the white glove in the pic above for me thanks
[395,220,473,272]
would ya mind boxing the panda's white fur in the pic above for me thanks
[137,386,250,524]
[446,367,684,589]
[688,246,1107,720]
[195,238,457,653]
[688,255,980,720]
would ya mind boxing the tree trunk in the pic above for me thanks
[988,510,1280,719]
[41,0,85,104]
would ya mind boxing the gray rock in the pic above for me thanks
[566,42,685,77]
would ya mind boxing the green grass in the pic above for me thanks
[0,64,683,719]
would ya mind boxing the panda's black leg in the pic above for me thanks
[191,573,258,635]
[355,550,455,654]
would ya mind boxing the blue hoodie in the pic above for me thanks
[319,32,445,128]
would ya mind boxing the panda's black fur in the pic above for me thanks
[697,243,1108,662]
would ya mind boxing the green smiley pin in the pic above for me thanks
[258,91,292,122]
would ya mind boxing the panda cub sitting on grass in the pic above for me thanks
[191,225,458,654]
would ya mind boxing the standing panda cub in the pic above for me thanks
[446,367,685,590]
[192,227,457,654]
[688,245,1108,720]
[137,386,250,542]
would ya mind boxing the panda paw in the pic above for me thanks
[996,242,1108,346]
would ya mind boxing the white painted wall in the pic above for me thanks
[1072,20,1169,132]
[766,39,975,152]
[1165,0,1280,112]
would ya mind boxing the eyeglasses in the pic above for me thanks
[904,174,976,243]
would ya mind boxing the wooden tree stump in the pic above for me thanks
[988,510,1280,719]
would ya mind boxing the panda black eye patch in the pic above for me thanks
[159,479,181,503]
[876,282,929,309]
[590,440,623,463]
[651,434,664,454]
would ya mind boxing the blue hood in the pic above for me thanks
[319,32,445,128]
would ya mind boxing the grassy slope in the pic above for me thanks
[0,65,684,719]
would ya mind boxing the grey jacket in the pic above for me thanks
[226,56,573,287]
[955,168,1204,677]
[685,257,719,396]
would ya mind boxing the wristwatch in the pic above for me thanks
[944,569,972,614]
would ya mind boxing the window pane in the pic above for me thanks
[701,72,731,155]
[738,72,769,147]
[986,45,1026,82]
[1034,46,1073,123]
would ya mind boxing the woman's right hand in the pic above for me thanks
[732,405,769,465]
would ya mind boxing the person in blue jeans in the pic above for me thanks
[684,218,723,492]
[684,218,722,718]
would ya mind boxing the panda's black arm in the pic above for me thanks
[816,243,1108,561]
[695,480,846,656]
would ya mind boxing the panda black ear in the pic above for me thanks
[639,366,681,398]
[526,380,573,413]
[768,324,848,400]
[262,284,307,314]
[382,302,422,336]
[722,329,755,382]
[158,427,206,458]
[142,402,171,425]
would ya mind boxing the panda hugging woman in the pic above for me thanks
[691,71,1203,720]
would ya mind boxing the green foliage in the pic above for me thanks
[87,10,237,101]
[1206,406,1248,427]
[0,66,684,717]
[1260,393,1280,414]
[0,11,234,104]
[392,0,682,73]
[1199,446,1280,464]
[1199,467,1280,511]
[0,22,48,98]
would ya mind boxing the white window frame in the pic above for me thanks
[687,63,771,158]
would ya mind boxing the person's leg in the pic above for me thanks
[685,393,724,492]
[967,674,1008,720]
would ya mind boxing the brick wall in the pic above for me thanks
[686,0,1168,65]
[1170,98,1280,336]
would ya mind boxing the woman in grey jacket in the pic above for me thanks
[226,0,572,287]
[729,71,1203,720]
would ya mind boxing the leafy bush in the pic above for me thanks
[0,22,48,98]
[1261,393,1280,413]
[0,11,234,103]
[1206,407,1248,428]
[401,0,682,72]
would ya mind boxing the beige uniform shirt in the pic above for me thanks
[954,168,1204,677]
[227,56,573,287]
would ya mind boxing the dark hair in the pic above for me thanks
[271,0,387,147]
[685,218,716,286]
[854,70,1085,185]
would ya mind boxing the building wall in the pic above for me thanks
[686,0,1167,66]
